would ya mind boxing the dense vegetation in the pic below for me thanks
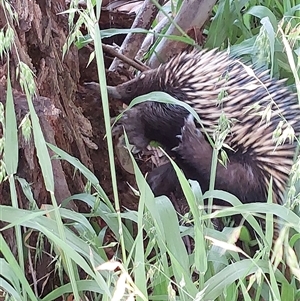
[0,0,300,300]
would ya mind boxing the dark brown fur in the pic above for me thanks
[108,49,300,206]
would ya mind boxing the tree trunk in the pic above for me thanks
[0,0,111,295]
[0,0,95,204]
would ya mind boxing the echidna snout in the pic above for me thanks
[107,69,158,104]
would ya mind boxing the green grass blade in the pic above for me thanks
[0,234,37,301]
[4,69,18,175]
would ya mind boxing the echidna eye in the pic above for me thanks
[126,86,132,93]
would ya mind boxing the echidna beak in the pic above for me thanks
[84,82,122,99]
[84,82,100,93]
[107,85,122,99]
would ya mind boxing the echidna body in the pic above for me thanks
[108,49,300,205]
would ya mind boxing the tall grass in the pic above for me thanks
[0,0,300,300]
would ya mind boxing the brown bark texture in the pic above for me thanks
[0,0,93,207]
[0,0,114,294]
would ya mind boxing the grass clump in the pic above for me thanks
[0,0,300,300]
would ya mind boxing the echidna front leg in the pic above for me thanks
[115,101,190,196]
[116,102,189,150]
[114,105,151,150]
[175,115,265,204]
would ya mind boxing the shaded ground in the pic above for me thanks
[76,47,146,212]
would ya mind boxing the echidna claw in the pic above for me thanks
[186,113,195,124]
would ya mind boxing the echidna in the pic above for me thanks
[107,49,300,205]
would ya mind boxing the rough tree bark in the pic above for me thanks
[0,0,102,295]
[0,0,95,204]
